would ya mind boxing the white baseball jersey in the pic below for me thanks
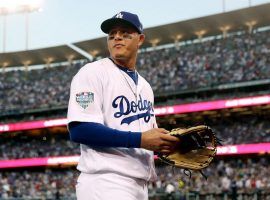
[67,58,157,182]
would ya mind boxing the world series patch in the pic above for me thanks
[76,92,94,109]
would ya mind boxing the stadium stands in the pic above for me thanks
[1,158,269,199]
[0,134,80,160]
[0,169,78,199]
[1,4,270,199]
[0,29,270,115]
[1,115,269,160]
[139,30,270,93]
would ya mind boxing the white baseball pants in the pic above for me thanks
[76,172,148,200]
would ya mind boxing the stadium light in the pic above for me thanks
[0,0,42,14]
[0,0,43,52]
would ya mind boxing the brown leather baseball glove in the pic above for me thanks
[158,125,218,178]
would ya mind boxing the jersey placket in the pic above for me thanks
[120,70,138,100]
[122,72,143,132]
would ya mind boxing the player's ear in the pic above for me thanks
[138,34,145,48]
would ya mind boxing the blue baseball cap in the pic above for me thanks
[101,11,143,34]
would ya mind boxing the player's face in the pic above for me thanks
[107,24,145,67]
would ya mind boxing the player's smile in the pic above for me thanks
[114,44,125,48]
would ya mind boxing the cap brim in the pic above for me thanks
[101,18,141,34]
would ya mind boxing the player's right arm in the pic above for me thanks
[68,64,178,153]
[69,121,179,154]
[69,121,141,148]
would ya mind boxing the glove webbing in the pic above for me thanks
[158,153,208,180]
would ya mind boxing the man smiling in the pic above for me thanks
[67,11,180,200]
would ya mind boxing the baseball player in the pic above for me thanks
[67,11,180,200]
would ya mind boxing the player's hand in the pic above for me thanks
[141,128,180,154]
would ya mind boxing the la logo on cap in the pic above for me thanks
[115,12,123,18]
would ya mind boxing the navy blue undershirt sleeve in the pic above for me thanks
[69,122,141,148]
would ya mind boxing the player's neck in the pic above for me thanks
[112,58,136,71]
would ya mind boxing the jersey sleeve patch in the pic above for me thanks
[76,92,94,109]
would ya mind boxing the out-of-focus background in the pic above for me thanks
[0,0,270,199]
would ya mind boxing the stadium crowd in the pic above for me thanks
[1,10,270,200]
[0,29,270,113]
[0,116,269,160]
[211,116,270,145]
[0,169,78,199]
[150,157,270,199]
[139,30,270,92]
[1,88,269,124]
[0,134,80,160]
[0,158,269,199]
